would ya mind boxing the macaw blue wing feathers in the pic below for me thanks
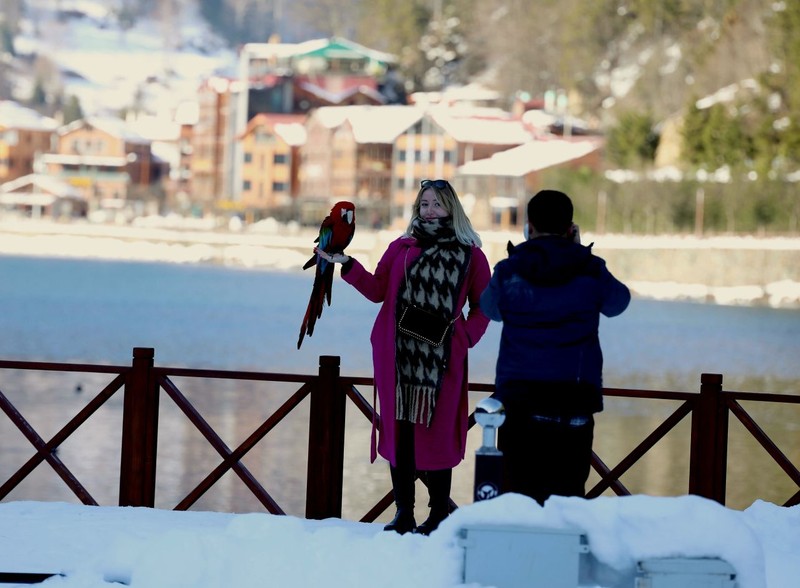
[297,201,356,349]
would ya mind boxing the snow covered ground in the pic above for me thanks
[2,217,799,308]
[0,494,797,587]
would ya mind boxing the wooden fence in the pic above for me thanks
[1,348,798,521]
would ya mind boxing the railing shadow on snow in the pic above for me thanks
[0,347,798,521]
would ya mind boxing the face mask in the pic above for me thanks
[523,223,530,240]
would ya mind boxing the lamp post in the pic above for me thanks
[473,397,505,502]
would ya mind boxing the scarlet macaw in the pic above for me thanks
[297,201,356,349]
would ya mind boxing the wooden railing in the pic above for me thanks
[1,348,798,521]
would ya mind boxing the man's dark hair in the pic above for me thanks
[527,190,573,234]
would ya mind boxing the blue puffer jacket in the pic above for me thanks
[480,236,630,413]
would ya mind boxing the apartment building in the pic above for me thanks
[0,101,58,183]
[457,137,604,230]
[300,105,424,227]
[0,173,86,218]
[184,39,581,226]
[390,108,536,227]
[238,112,306,221]
[39,116,161,214]
[231,38,398,210]
[296,92,602,231]
[191,76,238,213]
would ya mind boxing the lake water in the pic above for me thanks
[1,255,798,517]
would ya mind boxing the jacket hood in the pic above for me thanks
[507,236,595,286]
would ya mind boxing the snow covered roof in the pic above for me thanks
[241,42,301,62]
[174,101,199,126]
[241,113,308,146]
[311,105,425,143]
[347,106,425,143]
[521,109,559,129]
[291,37,397,65]
[125,116,181,142]
[0,101,58,132]
[432,111,533,145]
[150,142,179,168]
[296,81,385,106]
[410,83,501,107]
[242,37,397,66]
[58,116,151,144]
[311,105,359,130]
[0,173,84,198]
[274,123,307,147]
[310,104,538,146]
[458,138,600,177]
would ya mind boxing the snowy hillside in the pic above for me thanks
[12,0,236,118]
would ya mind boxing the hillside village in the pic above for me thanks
[0,2,608,233]
[2,1,798,238]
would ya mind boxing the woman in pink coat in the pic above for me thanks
[318,179,490,535]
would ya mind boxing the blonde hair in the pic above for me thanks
[404,181,482,247]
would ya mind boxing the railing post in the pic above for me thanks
[306,355,346,520]
[119,347,159,507]
[689,373,728,504]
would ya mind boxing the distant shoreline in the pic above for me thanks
[2,218,800,309]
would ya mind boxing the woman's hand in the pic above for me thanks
[315,247,350,264]
[570,224,581,244]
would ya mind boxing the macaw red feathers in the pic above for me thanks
[297,201,356,349]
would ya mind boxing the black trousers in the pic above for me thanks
[498,410,594,506]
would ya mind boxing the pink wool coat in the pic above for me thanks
[342,236,491,470]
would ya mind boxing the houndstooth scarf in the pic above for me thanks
[395,216,471,426]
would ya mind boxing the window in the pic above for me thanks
[243,180,252,191]
[244,152,253,163]
[273,153,287,164]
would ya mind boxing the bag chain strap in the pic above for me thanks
[403,247,457,324]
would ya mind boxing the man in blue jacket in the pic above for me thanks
[480,189,630,505]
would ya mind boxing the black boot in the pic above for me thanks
[414,468,452,536]
[383,507,416,534]
[384,458,416,534]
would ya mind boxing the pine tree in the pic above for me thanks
[607,111,659,168]
[30,78,47,107]
[62,95,84,125]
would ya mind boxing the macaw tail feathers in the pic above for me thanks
[323,260,334,306]
[297,262,334,349]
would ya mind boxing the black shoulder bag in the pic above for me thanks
[396,251,457,347]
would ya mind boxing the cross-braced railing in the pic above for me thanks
[1,349,798,520]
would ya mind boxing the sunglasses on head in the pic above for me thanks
[420,179,451,190]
